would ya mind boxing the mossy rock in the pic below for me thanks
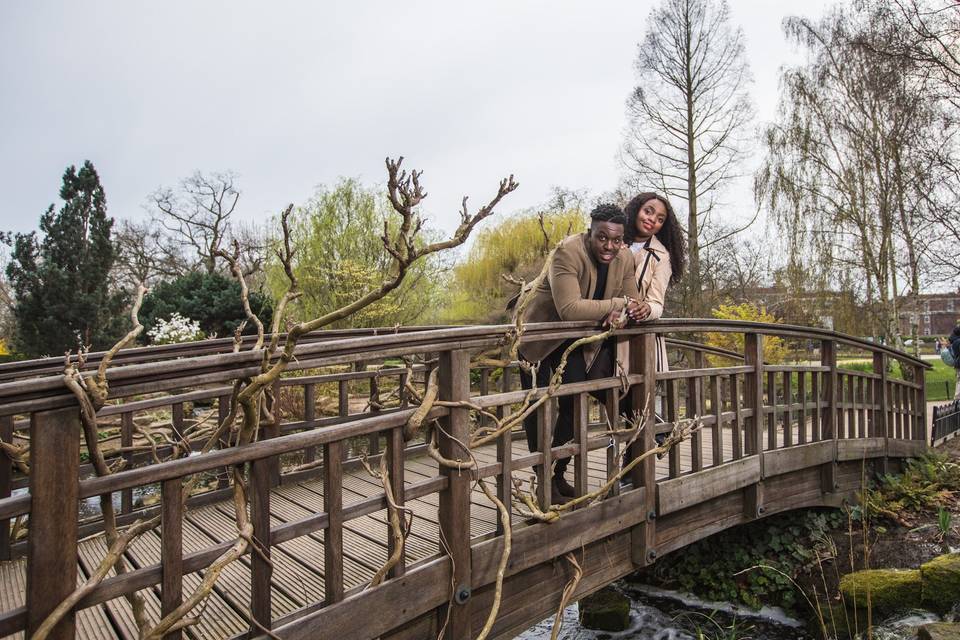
[919,622,960,640]
[922,553,960,614]
[839,568,922,615]
[578,587,631,632]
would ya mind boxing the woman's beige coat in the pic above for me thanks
[618,234,672,372]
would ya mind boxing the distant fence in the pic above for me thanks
[933,400,960,443]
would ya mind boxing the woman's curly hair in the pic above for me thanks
[624,192,686,285]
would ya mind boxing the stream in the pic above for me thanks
[518,581,946,640]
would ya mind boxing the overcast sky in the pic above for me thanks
[0,0,836,240]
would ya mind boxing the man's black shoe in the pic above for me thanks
[553,474,576,498]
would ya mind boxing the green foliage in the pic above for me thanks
[673,610,754,640]
[265,177,445,328]
[864,453,960,516]
[705,302,789,364]
[647,510,844,613]
[6,161,128,357]
[138,272,273,343]
[925,358,957,401]
[443,208,586,323]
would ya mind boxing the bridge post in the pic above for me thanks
[437,349,472,639]
[820,340,839,493]
[743,333,764,518]
[0,414,12,560]
[27,406,80,640]
[873,352,890,475]
[630,333,658,566]
[915,362,928,445]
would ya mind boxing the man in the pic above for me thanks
[514,203,645,503]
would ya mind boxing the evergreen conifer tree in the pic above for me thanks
[7,161,127,357]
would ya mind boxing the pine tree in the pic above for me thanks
[7,161,127,357]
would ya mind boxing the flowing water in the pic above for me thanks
[518,581,945,640]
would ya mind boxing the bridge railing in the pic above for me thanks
[0,320,929,639]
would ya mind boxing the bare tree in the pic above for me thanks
[151,171,241,275]
[112,218,189,287]
[757,5,947,349]
[620,0,755,315]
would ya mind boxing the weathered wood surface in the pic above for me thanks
[0,321,931,640]
[0,418,914,640]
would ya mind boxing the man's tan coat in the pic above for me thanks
[517,232,640,368]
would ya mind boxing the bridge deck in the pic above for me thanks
[0,424,791,640]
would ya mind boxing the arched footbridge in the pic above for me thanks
[0,320,930,639]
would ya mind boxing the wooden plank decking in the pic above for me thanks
[0,422,814,640]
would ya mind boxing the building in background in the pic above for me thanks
[898,290,960,337]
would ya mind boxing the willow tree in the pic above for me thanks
[621,0,755,316]
[444,208,585,323]
[265,177,447,328]
[757,6,946,349]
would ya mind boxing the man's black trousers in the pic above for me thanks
[518,339,618,478]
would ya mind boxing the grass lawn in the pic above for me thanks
[927,358,957,402]
[837,357,956,401]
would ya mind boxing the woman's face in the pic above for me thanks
[635,198,667,239]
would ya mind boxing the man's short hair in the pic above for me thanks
[589,203,626,226]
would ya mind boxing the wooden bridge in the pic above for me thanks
[0,320,930,639]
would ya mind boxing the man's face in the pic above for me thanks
[587,221,625,264]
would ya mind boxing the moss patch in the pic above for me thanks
[919,622,960,640]
[921,553,960,614]
[578,587,631,632]
[839,568,922,615]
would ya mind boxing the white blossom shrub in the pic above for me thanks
[147,313,205,345]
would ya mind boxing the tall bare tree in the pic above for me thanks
[151,171,243,275]
[757,5,947,349]
[112,218,189,287]
[621,0,755,315]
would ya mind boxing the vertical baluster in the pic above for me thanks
[574,393,589,498]
[605,389,620,496]
[812,370,821,442]
[688,376,703,472]
[323,440,344,604]
[730,374,743,460]
[268,379,282,485]
[27,407,79,640]
[368,366,381,457]
[303,383,316,466]
[0,415,12,560]
[710,376,722,467]
[339,378,350,461]
[120,412,134,514]
[387,426,406,577]
[846,374,855,439]
[916,363,928,443]
[783,371,793,447]
[798,372,807,445]
[437,350,472,639]
[630,333,657,566]
[766,370,777,451]
[251,456,273,633]
[537,400,555,507]
[667,379,680,477]
[495,359,513,526]
[218,393,232,489]
[744,334,765,516]
[161,477,183,640]
[821,340,839,493]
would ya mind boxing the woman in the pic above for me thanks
[622,192,686,371]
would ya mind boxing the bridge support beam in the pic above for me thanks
[27,407,80,640]
[630,333,658,567]
[820,340,840,494]
[437,349,473,639]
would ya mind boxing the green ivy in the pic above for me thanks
[638,509,844,614]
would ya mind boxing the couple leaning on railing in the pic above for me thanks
[508,194,685,504]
